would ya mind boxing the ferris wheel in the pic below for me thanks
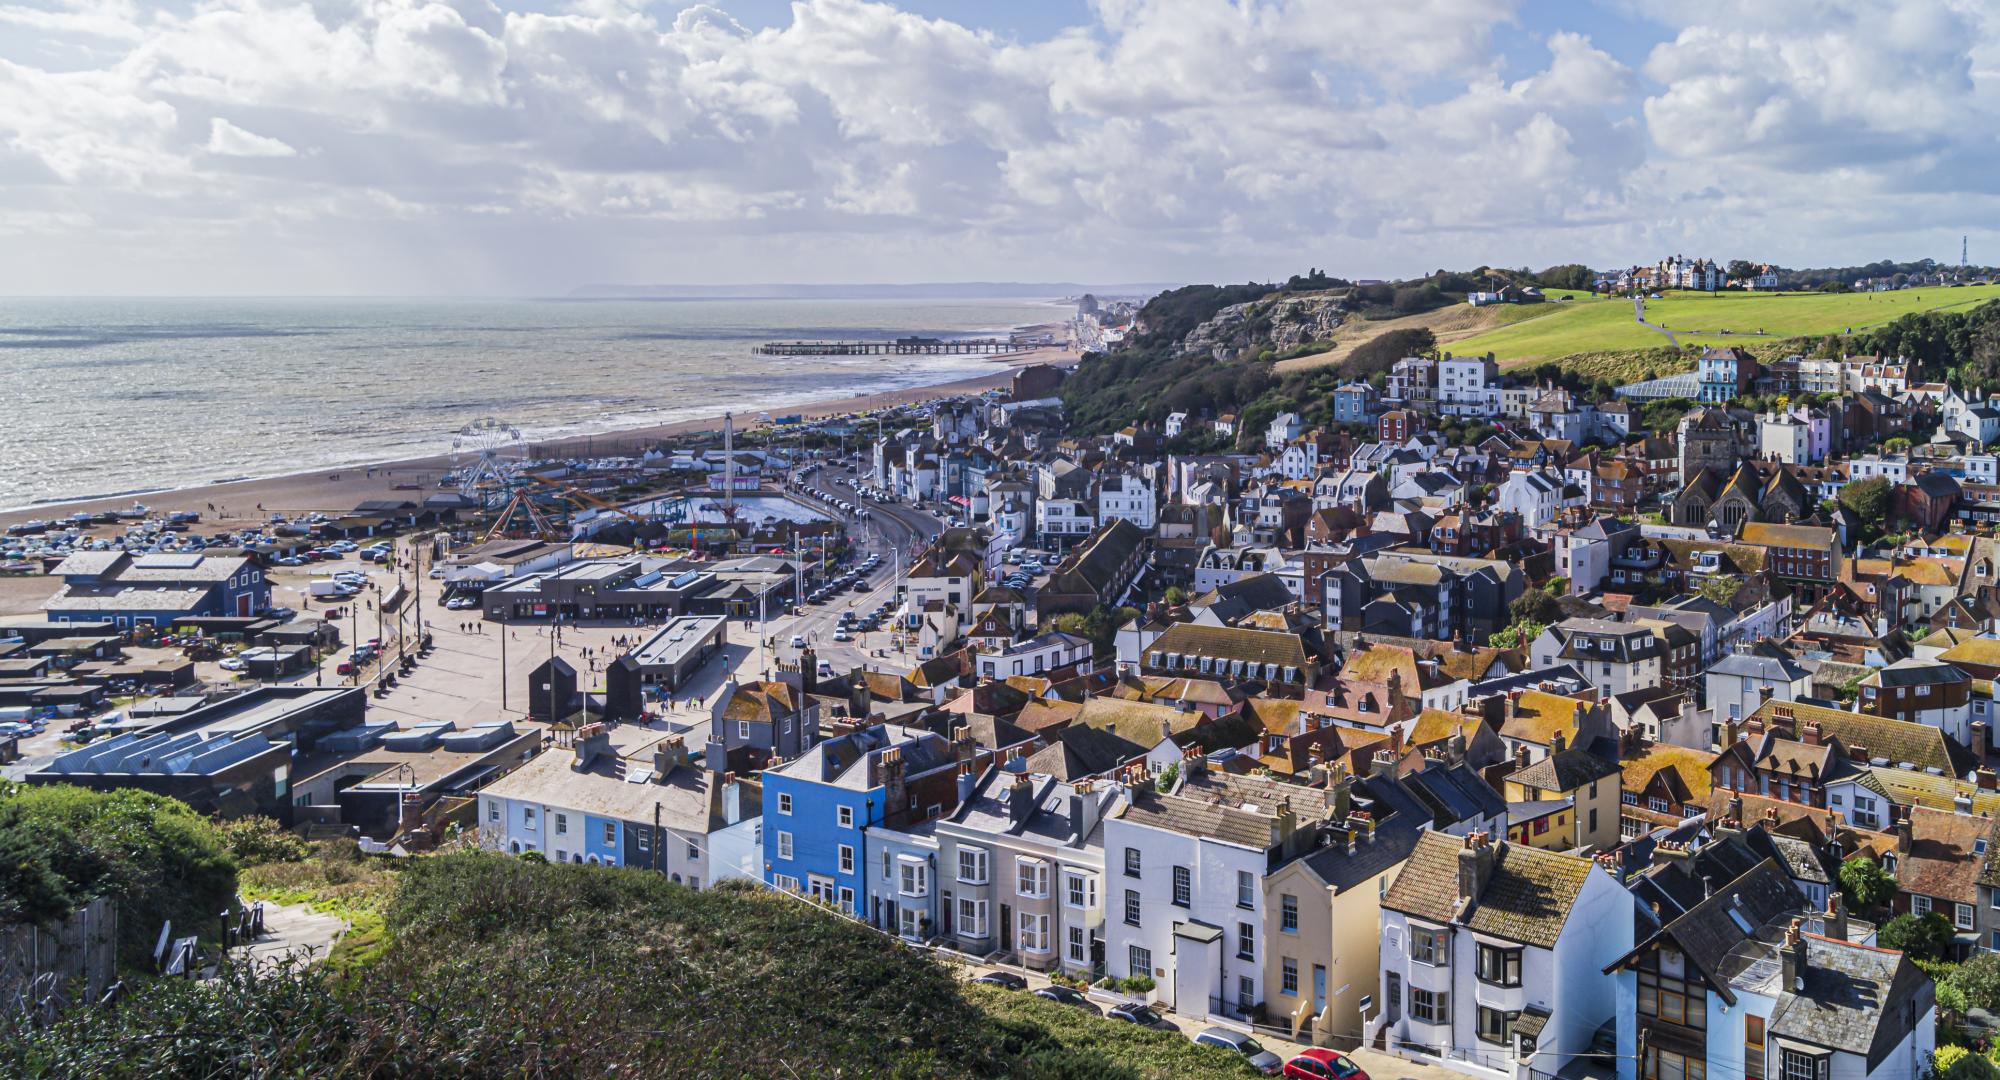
[451,418,525,503]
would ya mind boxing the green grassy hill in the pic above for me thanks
[1451,284,2000,364]
[3,852,1261,1079]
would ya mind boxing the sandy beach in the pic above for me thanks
[0,344,1077,532]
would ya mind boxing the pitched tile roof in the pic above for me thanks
[1747,699,1964,775]
[1511,746,1620,793]
[1499,691,1591,747]
[1150,622,1309,669]
[1382,832,1596,948]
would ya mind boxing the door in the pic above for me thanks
[1386,972,1401,1024]
[1314,964,1327,1012]
[1001,903,1013,951]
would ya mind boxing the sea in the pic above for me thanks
[0,296,1066,511]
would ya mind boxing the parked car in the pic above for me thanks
[1107,1002,1177,1031]
[217,656,246,672]
[972,971,1027,991]
[1032,985,1102,1016]
[1193,1029,1282,1075]
[1284,1049,1368,1080]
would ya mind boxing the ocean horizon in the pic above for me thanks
[0,295,1065,511]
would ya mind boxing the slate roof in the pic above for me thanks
[1510,746,1619,794]
[1024,725,1147,780]
[1382,832,1596,948]
[1149,622,1308,669]
[1608,858,1804,1002]
[1121,780,1277,850]
[1762,936,1932,1070]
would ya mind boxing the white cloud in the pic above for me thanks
[205,117,296,157]
[0,0,1994,294]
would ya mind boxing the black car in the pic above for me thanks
[1106,1002,1177,1031]
[1032,985,1102,1015]
[973,971,1027,991]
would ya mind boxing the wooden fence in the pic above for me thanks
[0,898,118,1022]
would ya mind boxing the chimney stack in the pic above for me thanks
[1801,721,1822,747]
[956,760,977,803]
[1976,721,1991,764]
[573,722,611,771]
[1979,768,1997,791]
[1371,748,1398,778]
[1825,891,1848,943]
[880,746,908,819]
[1457,831,1497,903]
[1513,743,1529,770]
[1551,730,1567,754]
[1006,772,1036,825]
[1895,807,1914,854]
[1326,763,1354,821]
[1779,918,1807,992]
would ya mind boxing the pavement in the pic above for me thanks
[950,953,1459,1080]
[229,901,349,970]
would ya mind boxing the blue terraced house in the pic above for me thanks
[760,723,962,916]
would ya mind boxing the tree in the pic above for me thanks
[1696,575,1743,605]
[0,803,78,927]
[1878,911,1955,961]
[1838,476,1892,536]
[1839,853,1897,912]
[1945,951,2000,1012]
[1154,761,1180,793]
[1487,619,1546,650]
[1727,259,1758,281]
[1163,585,1189,606]
[1345,328,1437,382]
[1934,1047,2000,1080]
[1510,588,1563,626]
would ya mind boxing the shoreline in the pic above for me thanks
[0,344,1077,531]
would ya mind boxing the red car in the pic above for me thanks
[1284,1049,1368,1080]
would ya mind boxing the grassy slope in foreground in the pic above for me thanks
[1449,283,2000,363]
[2,853,1261,1080]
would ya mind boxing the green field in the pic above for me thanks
[1450,283,2000,364]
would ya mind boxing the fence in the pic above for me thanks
[0,898,118,1023]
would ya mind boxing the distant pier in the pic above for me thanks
[753,336,1041,357]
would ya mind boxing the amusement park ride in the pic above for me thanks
[449,417,691,545]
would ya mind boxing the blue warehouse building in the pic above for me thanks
[45,551,273,629]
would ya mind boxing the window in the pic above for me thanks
[554,813,568,836]
[1281,957,1299,995]
[777,832,793,860]
[686,840,699,861]
[1744,1016,1765,1080]
[838,805,854,828]
[1281,894,1299,932]
[1648,796,1672,813]
[1914,894,1933,916]
[1958,902,1976,930]
[737,720,751,740]
[1017,858,1050,899]
[1129,945,1152,979]
[1068,925,1088,964]
[487,802,499,823]
[838,844,854,875]
[1237,975,1254,1011]
[957,847,989,884]
[1410,988,1448,1025]
[773,874,800,892]
[1124,847,1142,877]
[1781,1050,1827,1080]
[899,906,924,940]
[1476,944,1522,987]
[1064,871,1096,909]
[900,861,929,897]
[1237,870,1256,910]
[1172,866,1192,907]
[778,792,793,815]
[957,898,989,939]
[1124,889,1142,926]
[602,823,616,846]
[1410,927,1449,967]
[1476,1006,1518,1046]
[1019,911,1050,953]
[1237,921,1255,961]
[838,887,854,913]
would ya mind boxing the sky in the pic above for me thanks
[2,0,1997,295]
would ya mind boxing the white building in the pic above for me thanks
[1164,412,1187,438]
[1438,354,1502,417]
[973,631,1092,680]
[1369,831,1634,1080]
[1495,470,1566,529]
[1758,413,1811,465]
[1104,762,1307,1020]
[1097,471,1157,531]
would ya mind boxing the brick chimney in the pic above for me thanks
[879,746,908,820]
[1550,730,1567,754]
[1006,772,1036,825]
[1979,768,1998,791]
[1513,743,1529,770]
[1326,763,1354,820]
[1801,721,1822,746]
[1976,721,1991,764]
[1779,918,1808,993]
[1457,831,1497,904]
[1895,807,1914,854]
